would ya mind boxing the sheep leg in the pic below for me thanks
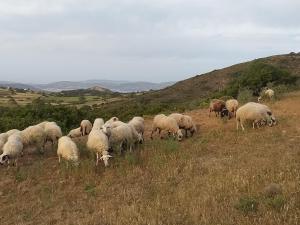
[240,120,245,131]
[96,153,99,166]
[150,128,157,140]
[236,119,240,130]
[209,109,211,117]
[185,129,188,138]
[58,155,61,163]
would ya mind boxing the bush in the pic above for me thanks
[223,61,298,98]
[237,89,255,104]
[235,196,259,214]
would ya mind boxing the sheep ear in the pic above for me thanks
[108,155,113,158]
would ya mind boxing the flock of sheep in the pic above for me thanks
[0,88,277,168]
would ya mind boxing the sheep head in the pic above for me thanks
[177,130,183,141]
[0,154,9,165]
[100,153,113,167]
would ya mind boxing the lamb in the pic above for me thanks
[43,122,62,147]
[92,118,105,130]
[151,114,183,141]
[0,133,23,166]
[236,102,276,131]
[128,116,145,137]
[168,113,197,137]
[20,125,46,153]
[80,120,92,136]
[258,88,275,102]
[225,99,239,118]
[209,99,226,117]
[67,127,82,138]
[86,128,112,166]
[107,123,143,153]
[57,136,79,165]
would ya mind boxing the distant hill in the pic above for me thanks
[34,80,175,92]
[0,81,41,91]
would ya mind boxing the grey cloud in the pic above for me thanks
[0,0,299,83]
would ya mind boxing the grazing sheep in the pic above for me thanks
[104,117,119,126]
[92,118,105,130]
[128,116,145,137]
[225,99,239,118]
[67,127,82,138]
[80,120,92,136]
[86,128,111,166]
[151,114,183,141]
[209,99,226,117]
[0,133,23,167]
[236,102,276,131]
[258,88,275,102]
[168,113,197,137]
[57,136,79,165]
[0,133,8,152]
[21,125,46,153]
[43,122,62,147]
[0,129,21,152]
[6,129,20,136]
[109,120,127,129]
[108,123,143,153]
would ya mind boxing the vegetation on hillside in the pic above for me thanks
[221,61,298,98]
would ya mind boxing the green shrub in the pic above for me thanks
[235,196,259,214]
[265,195,285,211]
[237,89,255,104]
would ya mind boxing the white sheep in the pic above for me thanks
[169,113,197,137]
[0,129,21,152]
[80,120,92,136]
[258,88,275,102]
[0,133,9,152]
[57,136,79,165]
[128,117,145,137]
[20,125,46,153]
[0,133,23,166]
[92,118,105,130]
[86,128,112,166]
[236,102,276,131]
[108,120,126,129]
[6,129,20,136]
[151,114,183,141]
[43,122,62,147]
[107,123,143,153]
[225,99,239,118]
[67,127,82,138]
[104,117,119,126]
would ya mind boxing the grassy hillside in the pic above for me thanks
[0,91,299,225]
[138,53,300,104]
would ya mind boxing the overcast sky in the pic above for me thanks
[0,0,299,83]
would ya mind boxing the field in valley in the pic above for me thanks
[0,88,126,108]
[0,91,299,225]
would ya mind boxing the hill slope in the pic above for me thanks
[141,53,300,104]
[0,91,299,224]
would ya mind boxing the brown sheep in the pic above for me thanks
[209,99,226,117]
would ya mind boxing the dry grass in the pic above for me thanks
[0,92,300,225]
